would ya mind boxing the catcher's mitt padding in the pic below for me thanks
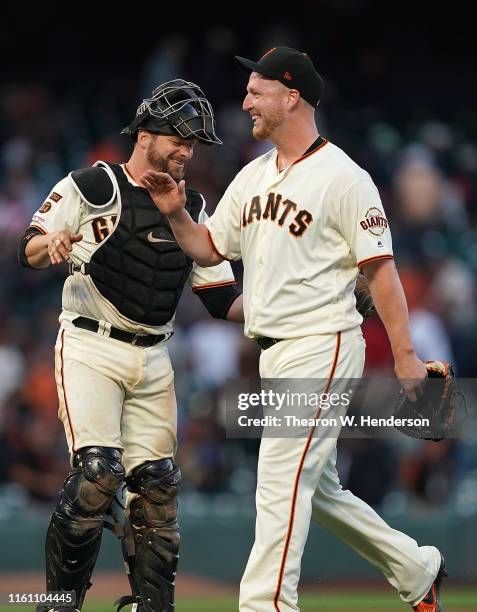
[393,360,466,441]
[355,273,375,319]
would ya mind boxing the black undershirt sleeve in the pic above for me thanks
[194,284,241,319]
[18,226,44,268]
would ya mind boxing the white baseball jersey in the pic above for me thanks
[29,164,235,335]
[207,138,440,612]
[206,139,393,339]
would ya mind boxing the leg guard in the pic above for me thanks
[40,447,124,611]
[119,459,181,612]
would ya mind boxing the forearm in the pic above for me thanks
[168,209,222,267]
[21,227,83,268]
[24,234,51,269]
[363,260,415,360]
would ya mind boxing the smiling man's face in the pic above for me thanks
[242,73,289,141]
[144,133,197,180]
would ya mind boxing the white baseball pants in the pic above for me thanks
[239,328,441,611]
[54,323,177,475]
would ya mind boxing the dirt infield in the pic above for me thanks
[0,572,235,599]
[1,574,476,611]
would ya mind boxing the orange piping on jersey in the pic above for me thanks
[207,229,234,262]
[60,330,77,452]
[293,137,329,165]
[29,224,47,234]
[275,138,329,174]
[192,280,236,292]
[292,138,328,166]
[273,331,341,611]
[357,254,394,268]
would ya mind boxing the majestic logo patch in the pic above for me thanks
[360,207,388,236]
[49,192,63,202]
[147,232,176,244]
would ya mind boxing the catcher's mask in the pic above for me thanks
[121,79,222,145]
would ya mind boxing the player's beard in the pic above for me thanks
[146,144,187,181]
[252,106,285,141]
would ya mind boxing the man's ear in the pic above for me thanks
[286,88,301,110]
[136,129,151,149]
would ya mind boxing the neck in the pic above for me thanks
[274,121,319,170]
[124,150,147,183]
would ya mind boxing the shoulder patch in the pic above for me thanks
[38,201,52,214]
[359,206,388,236]
[69,166,116,208]
[50,191,63,202]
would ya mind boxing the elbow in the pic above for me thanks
[17,244,33,269]
[18,227,45,269]
[196,285,240,319]
[195,254,223,267]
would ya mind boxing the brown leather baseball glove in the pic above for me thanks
[355,273,376,319]
[393,360,467,441]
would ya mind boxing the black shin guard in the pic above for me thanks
[41,447,124,611]
[118,459,181,612]
[44,511,103,608]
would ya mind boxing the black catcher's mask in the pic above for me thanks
[121,79,222,145]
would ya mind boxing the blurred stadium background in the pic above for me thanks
[1,4,476,610]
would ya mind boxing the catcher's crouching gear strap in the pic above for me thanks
[194,284,241,319]
[43,447,124,610]
[117,459,181,612]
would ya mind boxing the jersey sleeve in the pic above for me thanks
[29,177,81,235]
[339,179,394,267]
[204,177,242,261]
[190,207,236,290]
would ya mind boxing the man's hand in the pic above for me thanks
[394,352,428,401]
[140,170,222,267]
[141,171,187,218]
[47,230,83,265]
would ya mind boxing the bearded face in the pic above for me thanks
[250,104,286,141]
[145,135,196,180]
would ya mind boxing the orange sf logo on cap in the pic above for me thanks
[283,71,292,80]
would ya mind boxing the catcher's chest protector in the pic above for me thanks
[88,163,203,325]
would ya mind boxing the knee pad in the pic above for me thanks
[60,446,125,518]
[126,458,181,528]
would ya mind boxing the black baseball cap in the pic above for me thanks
[235,46,324,107]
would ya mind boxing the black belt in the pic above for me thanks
[72,316,171,347]
[255,336,283,350]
